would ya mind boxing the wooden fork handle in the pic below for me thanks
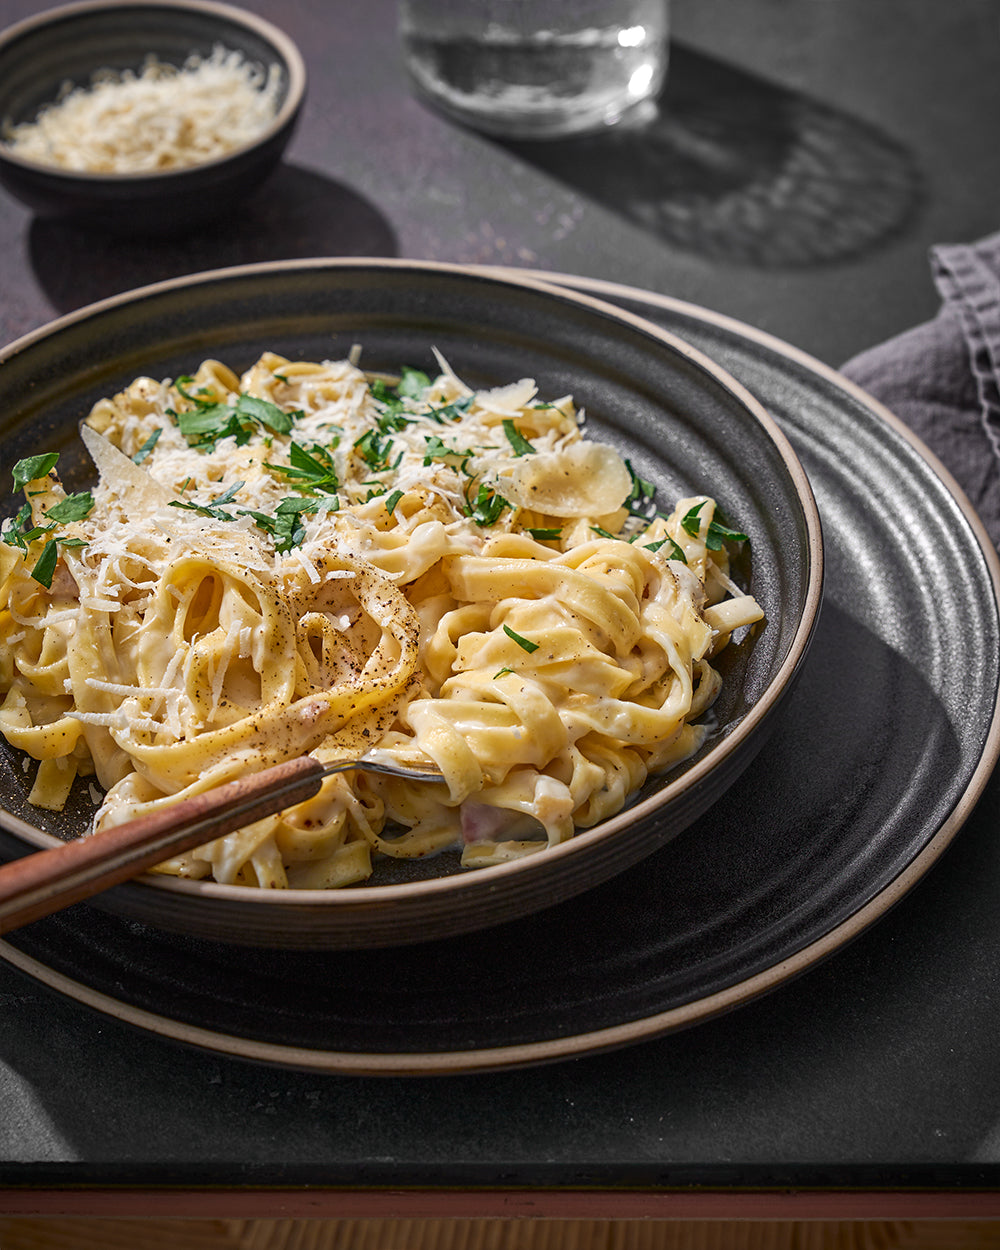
[0,755,326,935]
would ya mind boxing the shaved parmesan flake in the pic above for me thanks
[500,440,632,517]
[477,378,538,415]
[293,548,321,584]
[79,596,121,612]
[80,424,172,515]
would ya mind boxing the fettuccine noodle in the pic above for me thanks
[0,351,764,888]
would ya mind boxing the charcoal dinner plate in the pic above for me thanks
[0,259,819,949]
[0,266,997,1076]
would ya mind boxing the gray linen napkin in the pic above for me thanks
[840,231,1000,547]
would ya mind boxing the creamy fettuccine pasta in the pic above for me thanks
[0,351,764,888]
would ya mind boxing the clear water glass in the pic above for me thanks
[399,0,669,139]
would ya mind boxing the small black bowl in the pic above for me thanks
[0,0,306,234]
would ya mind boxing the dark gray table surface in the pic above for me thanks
[2,0,1000,1213]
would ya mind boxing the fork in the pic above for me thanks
[0,753,444,935]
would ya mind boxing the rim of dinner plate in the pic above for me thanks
[0,0,307,181]
[0,257,824,909]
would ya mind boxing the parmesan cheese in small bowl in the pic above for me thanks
[0,0,306,234]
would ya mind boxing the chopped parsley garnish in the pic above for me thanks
[44,492,94,524]
[174,375,212,405]
[369,367,430,424]
[527,527,562,541]
[1,499,67,587]
[170,481,246,521]
[175,404,243,446]
[708,518,749,546]
[397,366,432,398]
[237,394,295,434]
[175,390,297,450]
[3,518,86,589]
[267,442,340,494]
[427,395,475,424]
[503,624,539,653]
[4,456,94,587]
[12,453,59,491]
[589,525,619,540]
[377,410,414,434]
[242,497,322,553]
[681,503,748,550]
[465,482,510,527]
[30,540,59,589]
[368,385,415,434]
[384,489,404,515]
[205,481,244,507]
[644,535,687,562]
[353,428,398,472]
[3,502,49,552]
[680,503,710,537]
[168,476,327,554]
[367,379,396,405]
[368,372,426,431]
[624,459,656,515]
[368,379,403,411]
[132,428,162,465]
[503,420,536,457]
[423,435,474,468]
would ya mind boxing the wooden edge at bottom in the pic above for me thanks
[2,1189,1000,1220]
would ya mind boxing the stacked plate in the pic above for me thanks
[0,260,994,1075]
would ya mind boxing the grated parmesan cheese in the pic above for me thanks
[292,547,321,584]
[2,45,283,173]
[79,596,121,612]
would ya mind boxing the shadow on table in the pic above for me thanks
[497,44,923,269]
[27,163,399,315]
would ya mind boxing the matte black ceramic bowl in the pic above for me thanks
[0,259,823,948]
[0,0,306,233]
